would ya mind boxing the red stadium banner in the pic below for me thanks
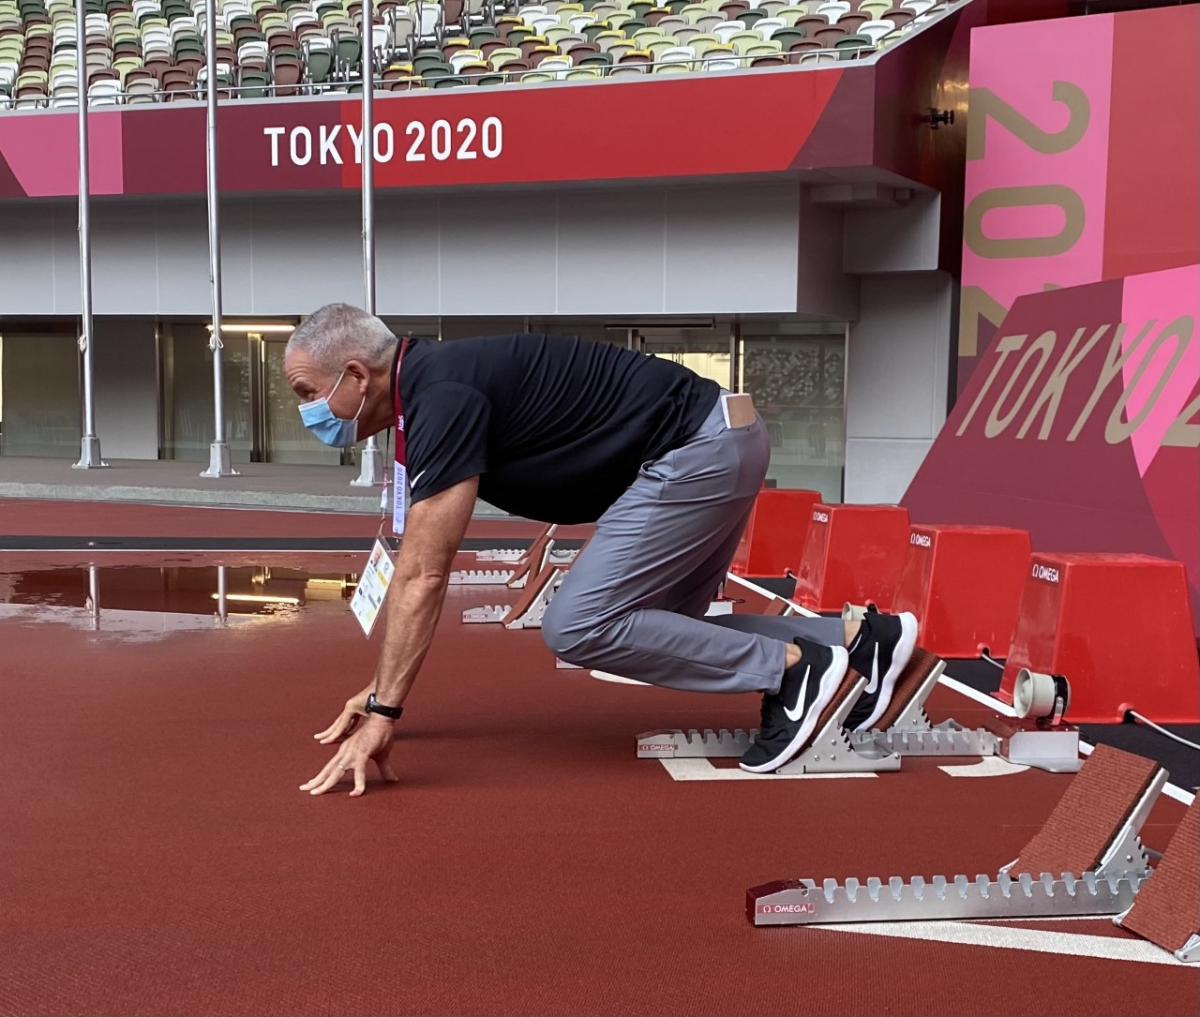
[0,68,873,200]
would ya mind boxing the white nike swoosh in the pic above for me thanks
[412,470,427,486]
[784,664,811,722]
[864,644,880,695]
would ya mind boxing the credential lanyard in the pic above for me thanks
[389,337,411,536]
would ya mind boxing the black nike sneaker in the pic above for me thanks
[740,638,849,773]
[845,610,919,732]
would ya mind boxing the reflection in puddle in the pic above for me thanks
[0,564,362,638]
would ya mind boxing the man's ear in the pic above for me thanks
[344,359,371,393]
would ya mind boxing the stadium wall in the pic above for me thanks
[0,183,820,316]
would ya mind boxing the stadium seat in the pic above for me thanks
[0,0,951,106]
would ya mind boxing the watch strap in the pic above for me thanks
[366,693,403,720]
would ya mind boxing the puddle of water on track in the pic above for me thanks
[0,562,363,640]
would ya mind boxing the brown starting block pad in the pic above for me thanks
[748,744,1165,926]
[872,648,942,731]
[1010,744,1163,878]
[1116,794,1200,962]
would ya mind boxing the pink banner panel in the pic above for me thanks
[0,110,124,196]
[1119,264,1200,478]
[961,14,1114,314]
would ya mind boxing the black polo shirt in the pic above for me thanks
[396,334,720,524]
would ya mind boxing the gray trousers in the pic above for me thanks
[541,396,845,695]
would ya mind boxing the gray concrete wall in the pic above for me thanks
[93,319,159,460]
[843,271,953,504]
[0,183,806,318]
[842,193,941,275]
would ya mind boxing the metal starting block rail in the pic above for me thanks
[748,746,1164,927]
[750,871,1148,926]
[448,568,517,586]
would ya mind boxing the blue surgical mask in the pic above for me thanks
[298,368,366,448]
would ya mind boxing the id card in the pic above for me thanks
[350,538,395,637]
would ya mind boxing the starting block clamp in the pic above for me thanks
[638,675,901,775]
[749,746,1164,927]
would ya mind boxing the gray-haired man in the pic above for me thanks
[285,303,917,795]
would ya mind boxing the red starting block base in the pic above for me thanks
[999,553,1200,724]
[730,489,821,578]
[892,524,1031,659]
[793,503,910,613]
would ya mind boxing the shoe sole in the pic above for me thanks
[739,646,849,773]
[854,612,919,732]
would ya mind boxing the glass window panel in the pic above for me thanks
[161,325,253,463]
[263,339,342,465]
[738,333,846,502]
[0,332,82,458]
[643,337,732,389]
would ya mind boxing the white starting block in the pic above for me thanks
[451,524,579,585]
[748,746,1165,926]
[461,561,567,630]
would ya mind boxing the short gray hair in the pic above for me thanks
[287,303,398,374]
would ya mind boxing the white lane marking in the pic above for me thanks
[938,757,1030,778]
[660,758,876,781]
[590,671,649,686]
[938,673,1017,717]
[815,920,1186,967]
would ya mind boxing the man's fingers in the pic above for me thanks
[307,764,347,796]
[349,762,367,798]
[299,755,345,793]
[378,758,400,782]
[315,712,359,744]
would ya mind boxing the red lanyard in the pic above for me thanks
[392,337,410,467]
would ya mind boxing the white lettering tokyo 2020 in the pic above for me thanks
[910,533,932,547]
[812,511,829,523]
[1031,563,1060,583]
[263,117,504,168]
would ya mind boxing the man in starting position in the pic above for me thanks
[284,304,917,795]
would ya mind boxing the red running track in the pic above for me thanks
[0,549,1195,1016]
[0,499,593,541]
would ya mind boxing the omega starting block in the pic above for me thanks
[639,669,901,774]
[638,648,1000,772]
[450,524,578,585]
[461,560,567,629]
[748,744,1165,926]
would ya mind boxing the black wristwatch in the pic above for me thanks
[365,693,403,721]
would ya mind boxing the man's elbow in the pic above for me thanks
[407,565,451,591]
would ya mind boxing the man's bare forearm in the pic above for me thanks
[371,569,448,708]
